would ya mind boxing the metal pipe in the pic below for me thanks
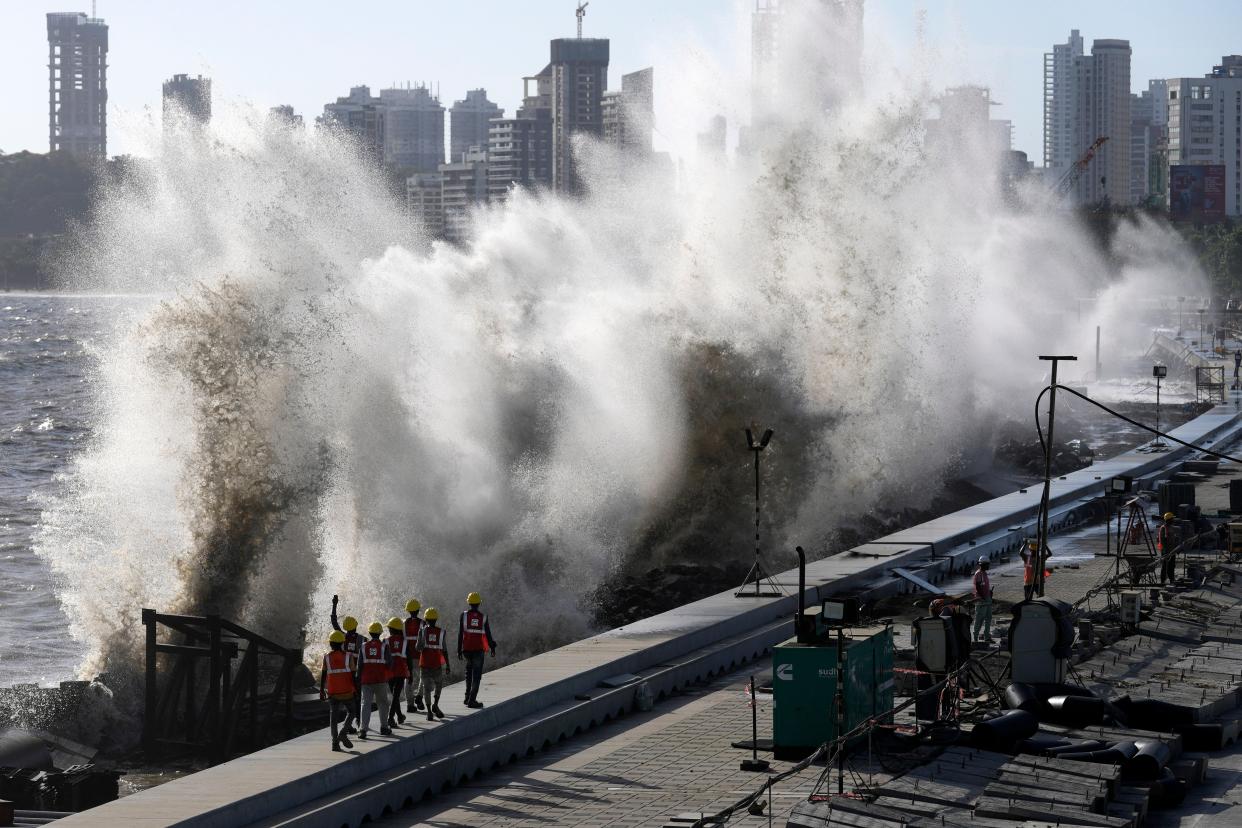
[796,545,806,638]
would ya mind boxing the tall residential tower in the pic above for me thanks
[47,12,108,157]
[450,89,503,162]
[1043,31,1132,206]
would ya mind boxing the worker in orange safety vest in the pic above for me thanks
[385,617,410,729]
[458,591,497,709]
[415,608,450,721]
[319,631,355,752]
[403,599,424,713]
[357,622,393,740]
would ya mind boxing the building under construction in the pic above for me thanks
[47,12,109,158]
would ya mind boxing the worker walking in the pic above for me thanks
[319,631,355,752]
[416,608,450,721]
[458,592,497,709]
[329,595,365,735]
[385,617,409,728]
[971,557,994,644]
[1157,511,1178,584]
[358,621,394,739]
[403,599,425,713]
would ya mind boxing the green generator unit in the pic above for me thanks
[772,625,894,760]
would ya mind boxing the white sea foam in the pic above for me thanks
[33,2,1206,706]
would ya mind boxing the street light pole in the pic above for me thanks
[1036,355,1077,598]
[1153,364,1168,448]
[736,427,779,598]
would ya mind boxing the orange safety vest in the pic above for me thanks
[1023,557,1035,586]
[387,631,409,679]
[359,638,389,685]
[343,630,364,658]
[403,615,421,646]
[461,610,488,653]
[323,649,354,696]
[1157,523,1171,552]
[419,626,446,669]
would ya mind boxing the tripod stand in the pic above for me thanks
[736,427,782,598]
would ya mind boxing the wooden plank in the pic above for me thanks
[891,568,945,596]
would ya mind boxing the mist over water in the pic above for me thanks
[34,3,1206,694]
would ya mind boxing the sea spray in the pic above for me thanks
[32,2,1208,731]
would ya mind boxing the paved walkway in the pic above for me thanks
[374,662,811,827]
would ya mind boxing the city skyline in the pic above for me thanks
[3,1,1242,162]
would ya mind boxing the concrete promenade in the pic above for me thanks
[58,401,1242,827]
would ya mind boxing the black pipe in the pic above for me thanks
[795,545,806,639]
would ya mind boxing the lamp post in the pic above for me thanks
[1036,355,1077,597]
[736,427,780,598]
[1153,364,1167,448]
[1198,308,1206,351]
[1178,296,1185,337]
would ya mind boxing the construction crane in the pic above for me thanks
[1055,136,1109,197]
[576,2,589,38]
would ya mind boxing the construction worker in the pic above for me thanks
[1157,511,1178,584]
[972,557,994,644]
[458,592,497,709]
[319,631,355,752]
[403,599,425,713]
[385,617,409,729]
[357,621,393,739]
[1019,541,1049,601]
[329,595,365,735]
[415,608,450,721]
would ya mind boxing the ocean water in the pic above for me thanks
[0,294,132,685]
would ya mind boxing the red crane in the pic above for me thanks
[1055,136,1110,197]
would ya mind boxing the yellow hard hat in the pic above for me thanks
[387,616,403,631]
[342,616,358,632]
[1163,512,1175,521]
[467,592,482,605]
[367,621,383,635]
[328,630,346,644]
[405,598,421,613]
[424,607,439,622]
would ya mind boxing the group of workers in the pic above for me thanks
[318,591,498,752]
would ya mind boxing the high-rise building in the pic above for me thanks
[163,74,212,126]
[1130,86,1168,206]
[488,67,554,202]
[749,0,862,131]
[1043,31,1132,206]
[269,105,303,127]
[407,172,445,238]
[1166,59,1242,216]
[602,68,654,154]
[924,85,1012,159]
[47,12,108,158]
[320,85,386,162]
[450,89,502,162]
[1043,29,1083,176]
[440,147,489,243]
[321,85,445,170]
[379,85,445,171]
[549,37,610,193]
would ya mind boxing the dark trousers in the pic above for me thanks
[464,651,486,701]
[387,677,406,723]
[342,681,359,732]
[1162,553,1177,584]
[329,694,353,748]
[1024,584,1036,601]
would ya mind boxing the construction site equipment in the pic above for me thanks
[1055,136,1109,197]
[141,609,304,765]
[1008,598,1075,684]
[1197,365,1226,403]
[772,625,894,760]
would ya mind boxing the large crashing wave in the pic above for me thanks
[36,3,1204,689]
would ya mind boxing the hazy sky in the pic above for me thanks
[3,1,1241,162]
